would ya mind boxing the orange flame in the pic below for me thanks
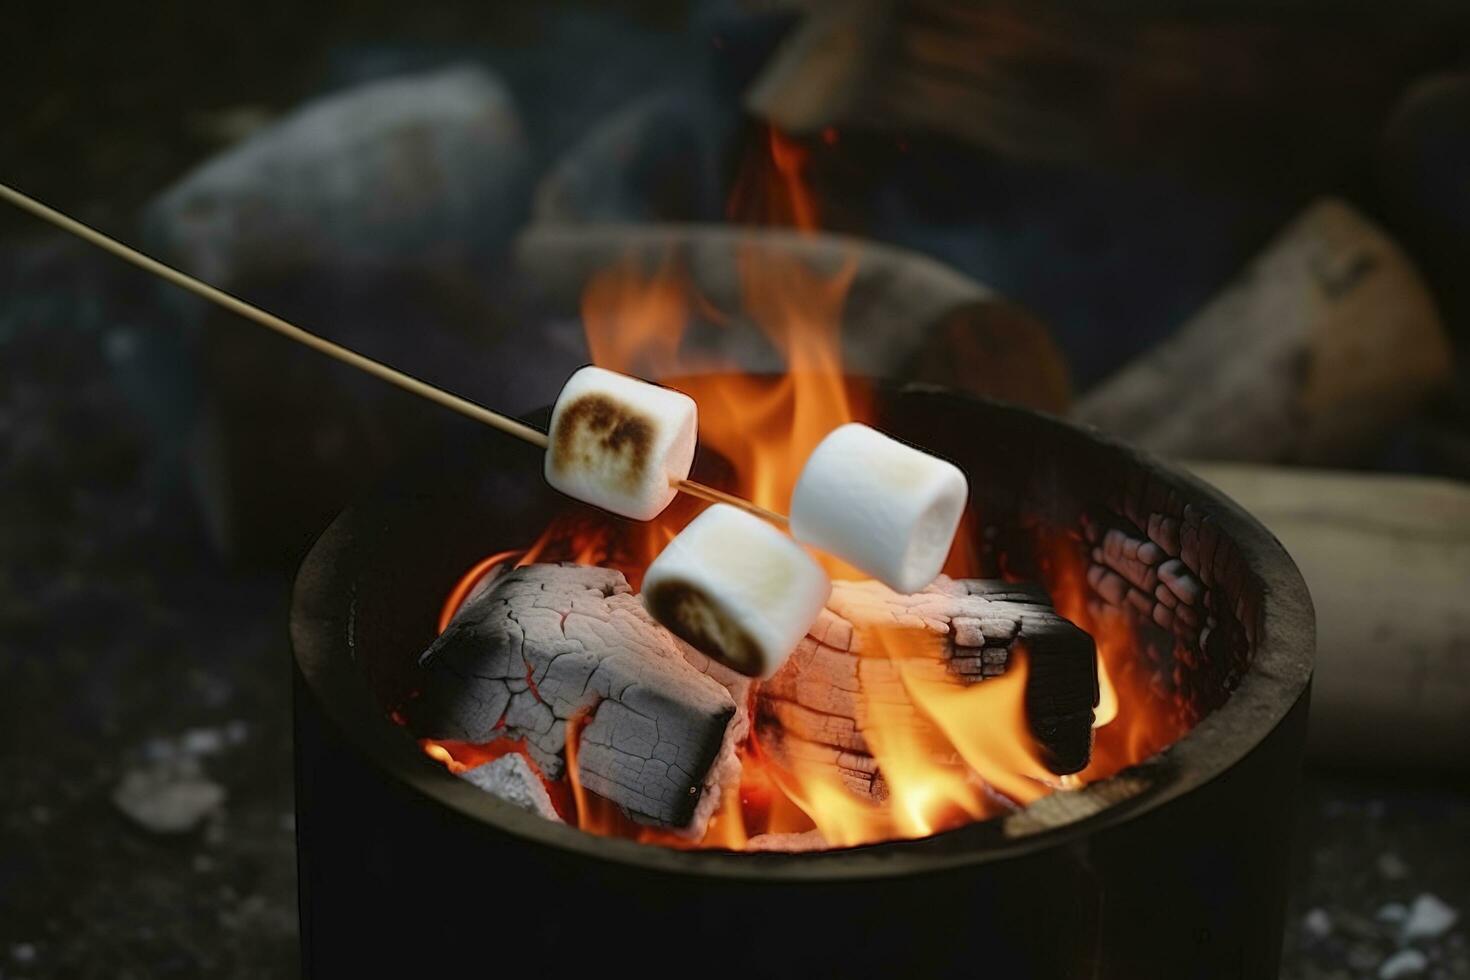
[413,127,1191,851]
[1038,530,1191,781]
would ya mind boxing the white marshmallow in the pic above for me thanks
[544,366,697,521]
[790,423,968,594]
[642,504,832,679]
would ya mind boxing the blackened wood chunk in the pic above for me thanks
[1017,613,1099,776]
[756,577,1099,792]
[406,564,737,829]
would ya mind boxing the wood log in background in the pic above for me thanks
[746,0,1462,172]
[512,224,1071,414]
[1076,199,1453,466]
[1190,463,1470,770]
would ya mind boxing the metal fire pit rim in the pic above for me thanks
[290,386,1313,881]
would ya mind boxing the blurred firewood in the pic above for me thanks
[744,0,895,139]
[1190,463,1470,770]
[747,0,1464,170]
[901,299,1070,415]
[1075,199,1453,465]
[514,224,1070,412]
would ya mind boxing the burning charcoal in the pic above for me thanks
[643,504,832,678]
[790,423,968,593]
[408,564,740,831]
[144,65,531,288]
[460,755,562,824]
[757,576,1099,796]
[744,829,830,853]
[544,366,697,521]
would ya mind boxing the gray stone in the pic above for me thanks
[1378,851,1411,880]
[1302,907,1333,941]
[145,65,531,287]
[1378,948,1429,979]
[1401,892,1459,942]
[112,760,226,834]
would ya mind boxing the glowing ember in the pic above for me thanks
[406,128,1193,850]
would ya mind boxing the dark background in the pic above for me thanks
[2,2,1468,977]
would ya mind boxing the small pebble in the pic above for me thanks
[1378,852,1410,880]
[1303,907,1334,940]
[1378,948,1429,979]
[180,727,225,756]
[1402,893,1459,943]
[112,766,226,834]
[1378,902,1410,924]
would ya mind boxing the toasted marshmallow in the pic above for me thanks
[790,423,968,593]
[643,504,831,678]
[545,366,697,521]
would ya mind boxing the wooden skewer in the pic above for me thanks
[0,182,790,530]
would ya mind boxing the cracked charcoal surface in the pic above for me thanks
[408,563,738,829]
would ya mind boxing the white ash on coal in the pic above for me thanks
[459,755,562,824]
[407,563,745,834]
[408,561,1098,842]
[757,576,1098,794]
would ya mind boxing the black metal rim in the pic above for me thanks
[289,386,1314,881]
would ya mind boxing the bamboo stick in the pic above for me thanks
[0,182,788,530]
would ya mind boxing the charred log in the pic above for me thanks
[757,577,1099,791]
[406,564,742,830]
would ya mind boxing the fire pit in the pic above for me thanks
[291,377,1312,977]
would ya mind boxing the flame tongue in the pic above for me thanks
[415,128,1189,851]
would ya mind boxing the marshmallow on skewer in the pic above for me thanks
[643,504,832,679]
[544,366,697,521]
[790,423,968,594]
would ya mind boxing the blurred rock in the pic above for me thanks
[1303,908,1334,941]
[1377,948,1428,979]
[1402,893,1459,943]
[144,64,531,288]
[1378,902,1410,925]
[1378,852,1411,881]
[113,759,226,835]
